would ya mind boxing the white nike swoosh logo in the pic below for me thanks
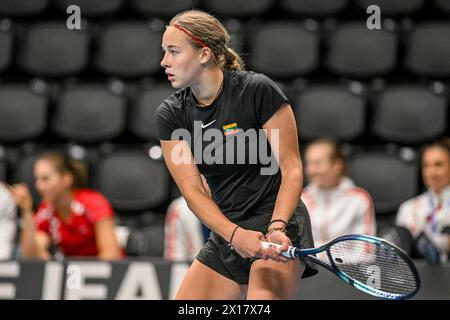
[201,120,216,128]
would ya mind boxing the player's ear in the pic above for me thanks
[199,47,214,65]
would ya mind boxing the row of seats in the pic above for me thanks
[0,0,449,18]
[0,80,448,145]
[0,144,422,217]
[1,20,450,78]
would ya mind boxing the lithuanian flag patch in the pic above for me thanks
[222,122,238,136]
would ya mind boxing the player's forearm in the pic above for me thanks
[183,186,236,242]
[270,166,303,226]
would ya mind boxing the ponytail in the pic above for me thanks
[222,47,244,71]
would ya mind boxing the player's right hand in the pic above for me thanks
[9,183,34,213]
[231,227,265,259]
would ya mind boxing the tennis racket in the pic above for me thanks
[261,234,421,300]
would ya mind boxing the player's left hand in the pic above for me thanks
[262,229,292,263]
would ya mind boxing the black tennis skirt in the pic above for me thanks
[196,200,319,285]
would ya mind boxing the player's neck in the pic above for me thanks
[191,68,224,107]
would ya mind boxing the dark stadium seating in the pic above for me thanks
[353,0,425,16]
[0,0,449,261]
[0,0,48,17]
[326,22,398,78]
[248,21,319,79]
[372,84,447,145]
[129,83,174,141]
[292,83,367,142]
[0,21,12,73]
[280,0,349,17]
[52,83,126,143]
[54,0,124,17]
[405,22,450,78]
[11,148,47,206]
[130,0,200,18]
[434,0,450,14]
[203,0,273,18]
[93,22,163,78]
[0,83,48,143]
[94,149,170,213]
[348,150,419,215]
[17,22,89,77]
[0,149,6,181]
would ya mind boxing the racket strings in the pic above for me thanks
[327,240,417,295]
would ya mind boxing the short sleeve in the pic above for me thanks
[247,73,290,126]
[156,102,182,141]
[80,191,114,223]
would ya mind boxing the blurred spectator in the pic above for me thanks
[302,139,376,246]
[164,175,210,262]
[164,196,204,262]
[395,140,450,264]
[0,182,17,260]
[10,151,123,260]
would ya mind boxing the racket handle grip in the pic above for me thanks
[261,241,296,259]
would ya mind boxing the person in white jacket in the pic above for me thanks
[164,175,211,262]
[164,196,205,262]
[301,139,376,247]
[0,182,17,260]
[396,141,450,263]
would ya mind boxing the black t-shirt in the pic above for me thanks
[156,70,290,221]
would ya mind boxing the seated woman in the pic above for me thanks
[396,140,450,264]
[10,151,123,260]
[302,139,376,247]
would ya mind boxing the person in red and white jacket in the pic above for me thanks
[10,151,123,260]
[301,139,376,247]
[396,141,450,263]
[164,175,211,262]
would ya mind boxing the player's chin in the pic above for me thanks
[169,79,185,89]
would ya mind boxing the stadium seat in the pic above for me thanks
[372,84,447,145]
[12,150,45,206]
[94,150,170,212]
[348,151,419,214]
[17,22,89,77]
[203,0,273,17]
[129,84,174,141]
[0,22,12,73]
[248,21,319,79]
[126,218,165,257]
[130,0,199,18]
[0,0,48,17]
[326,22,398,78]
[0,84,48,143]
[94,23,162,77]
[54,0,124,17]
[52,84,126,143]
[0,151,6,182]
[434,0,450,14]
[293,84,366,142]
[280,0,349,17]
[354,0,425,16]
[405,22,450,78]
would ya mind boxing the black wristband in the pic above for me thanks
[269,219,288,227]
[228,225,240,249]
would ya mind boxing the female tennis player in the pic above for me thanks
[157,10,318,299]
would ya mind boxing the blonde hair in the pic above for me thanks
[169,10,244,71]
